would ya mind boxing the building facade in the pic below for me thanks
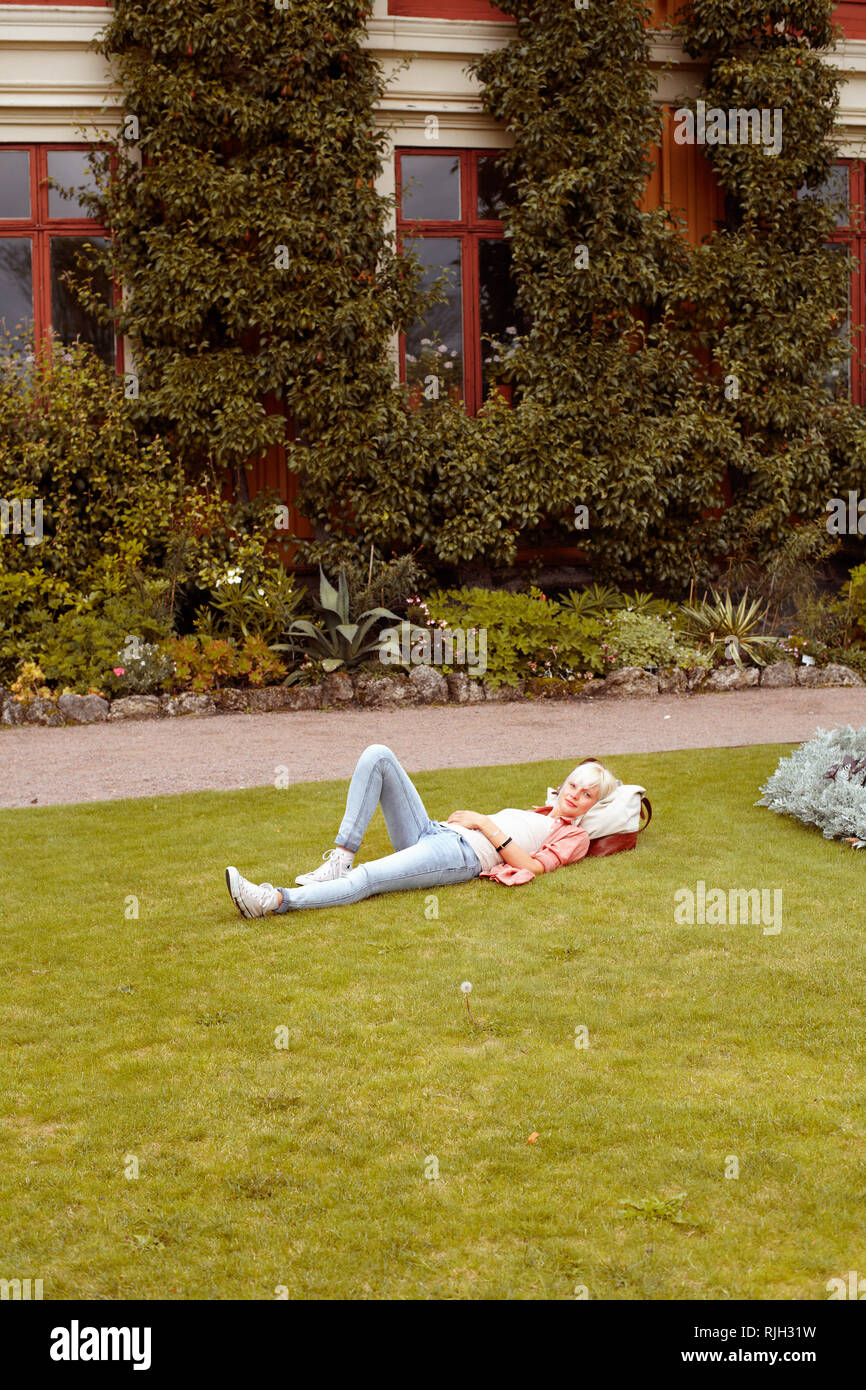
[2,0,866,476]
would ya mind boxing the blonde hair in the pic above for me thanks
[561,760,619,803]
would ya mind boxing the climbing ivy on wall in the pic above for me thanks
[76,0,864,586]
[672,0,866,571]
[472,0,730,588]
[86,0,427,537]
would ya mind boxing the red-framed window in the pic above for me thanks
[0,144,119,370]
[388,1,511,18]
[396,148,526,415]
[800,160,865,405]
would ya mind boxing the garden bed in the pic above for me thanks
[2,659,862,728]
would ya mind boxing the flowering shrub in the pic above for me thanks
[102,642,175,698]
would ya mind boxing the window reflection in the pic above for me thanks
[400,155,460,222]
[798,166,850,229]
[479,238,527,401]
[404,236,463,402]
[0,151,31,219]
[47,149,100,220]
[0,238,34,346]
[477,155,512,220]
[50,237,114,366]
[821,242,851,400]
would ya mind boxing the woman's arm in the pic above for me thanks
[447,811,544,876]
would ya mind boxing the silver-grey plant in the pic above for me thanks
[756,726,866,845]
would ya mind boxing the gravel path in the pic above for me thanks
[2,686,865,810]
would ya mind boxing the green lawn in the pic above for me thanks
[2,744,864,1300]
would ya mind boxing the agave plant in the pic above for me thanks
[274,567,400,673]
[678,590,778,668]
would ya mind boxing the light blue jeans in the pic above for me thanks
[274,744,482,912]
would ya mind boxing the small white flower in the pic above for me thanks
[461,981,472,994]
[420,337,431,346]
[438,344,449,354]
[505,326,517,335]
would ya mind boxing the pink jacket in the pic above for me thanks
[480,806,591,886]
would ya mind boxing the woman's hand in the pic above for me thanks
[447,810,485,831]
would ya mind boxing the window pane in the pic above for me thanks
[404,236,463,402]
[798,166,850,229]
[0,151,31,219]
[0,238,34,345]
[50,237,114,366]
[399,155,460,222]
[479,238,527,401]
[821,242,850,400]
[47,149,100,219]
[477,154,512,219]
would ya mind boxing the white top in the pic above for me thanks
[447,808,566,874]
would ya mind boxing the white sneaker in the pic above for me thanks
[225,866,282,919]
[294,848,354,886]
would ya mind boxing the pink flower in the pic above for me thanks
[113,667,125,676]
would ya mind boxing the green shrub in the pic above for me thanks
[342,550,428,620]
[196,564,305,644]
[848,563,866,640]
[30,584,172,695]
[0,569,71,683]
[418,587,603,688]
[104,642,175,698]
[0,333,291,668]
[821,645,866,677]
[791,590,850,651]
[599,610,709,673]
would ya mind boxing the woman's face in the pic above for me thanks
[553,772,601,821]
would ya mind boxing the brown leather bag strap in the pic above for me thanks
[639,795,653,830]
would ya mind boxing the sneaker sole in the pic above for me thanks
[225,866,253,919]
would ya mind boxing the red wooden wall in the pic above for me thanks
[387,1,510,17]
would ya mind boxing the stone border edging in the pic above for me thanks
[1,660,863,728]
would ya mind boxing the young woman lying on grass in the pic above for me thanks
[225,743,619,919]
